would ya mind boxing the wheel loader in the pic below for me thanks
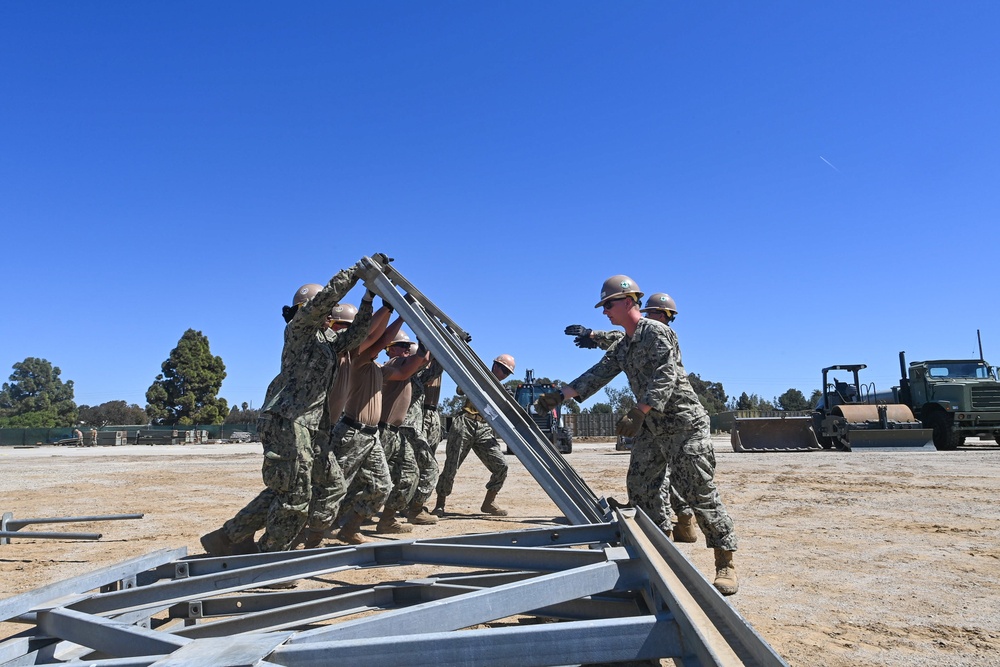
[730,364,934,452]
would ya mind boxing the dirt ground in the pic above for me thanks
[2,436,999,666]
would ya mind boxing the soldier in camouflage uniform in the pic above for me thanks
[200,263,375,555]
[375,332,431,534]
[401,357,445,525]
[330,315,407,544]
[297,299,393,549]
[538,276,739,595]
[564,292,702,544]
[433,354,516,518]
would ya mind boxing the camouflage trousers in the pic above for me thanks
[401,421,439,509]
[334,419,391,520]
[629,420,737,551]
[423,408,442,455]
[223,413,314,552]
[435,413,507,498]
[303,422,348,533]
[381,426,419,513]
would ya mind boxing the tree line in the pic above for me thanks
[0,330,255,428]
[1,331,819,428]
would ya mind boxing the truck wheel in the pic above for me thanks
[926,412,962,450]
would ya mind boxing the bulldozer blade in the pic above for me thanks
[844,428,936,451]
[731,415,822,452]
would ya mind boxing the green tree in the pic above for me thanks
[731,392,775,411]
[146,329,228,425]
[588,402,613,414]
[78,401,147,426]
[0,357,77,427]
[225,402,261,424]
[603,386,636,414]
[687,373,728,414]
[809,389,823,407]
[776,388,811,411]
[439,393,465,416]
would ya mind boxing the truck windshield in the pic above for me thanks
[927,363,991,379]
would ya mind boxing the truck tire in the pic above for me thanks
[926,411,963,451]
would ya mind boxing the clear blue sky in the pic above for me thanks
[3,2,999,412]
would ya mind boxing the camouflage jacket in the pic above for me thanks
[567,318,707,433]
[261,265,373,427]
[591,326,683,366]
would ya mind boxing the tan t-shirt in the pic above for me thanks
[327,352,352,423]
[343,357,382,426]
[380,357,412,426]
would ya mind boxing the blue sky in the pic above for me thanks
[3,2,999,412]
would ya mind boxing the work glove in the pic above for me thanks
[382,297,393,313]
[565,324,597,349]
[615,407,647,438]
[533,391,563,414]
[416,339,427,356]
[362,289,376,303]
[372,252,394,265]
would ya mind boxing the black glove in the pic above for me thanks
[416,339,427,356]
[615,407,646,438]
[372,252,394,265]
[564,324,591,338]
[533,391,563,414]
[362,289,376,303]
[574,334,598,349]
[382,297,393,314]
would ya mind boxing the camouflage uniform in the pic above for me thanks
[221,267,371,552]
[435,395,508,499]
[590,327,694,524]
[567,318,737,551]
[400,360,444,508]
[380,423,419,512]
[333,418,392,521]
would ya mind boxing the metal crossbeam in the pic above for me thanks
[359,257,606,525]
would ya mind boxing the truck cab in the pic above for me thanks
[899,353,1000,449]
[512,370,572,454]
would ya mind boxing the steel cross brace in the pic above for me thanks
[357,256,607,525]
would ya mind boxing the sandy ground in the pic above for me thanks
[1,436,999,666]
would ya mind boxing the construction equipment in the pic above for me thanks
[512,370,573,454]
[731,364,934,452]
[894,346,1000,449]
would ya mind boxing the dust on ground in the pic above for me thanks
[1,436,999,667]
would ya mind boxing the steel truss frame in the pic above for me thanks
[1,511,785,666]
[0,257,787,666]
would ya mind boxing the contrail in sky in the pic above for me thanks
[819,156,841,173]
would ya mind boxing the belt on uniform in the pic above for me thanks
[341,415,378,435]
[378,422,400,433]
[463,409,486,423]
[423,404,438,411]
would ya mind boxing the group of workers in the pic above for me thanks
[201,258,739,596]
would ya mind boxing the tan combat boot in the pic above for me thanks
[481,489,508,516]
[673,514,699,543]
[713,548,739,596]
[405,500,438,525]
[375,509,413,534]
[301,529,326,549]
[431,494,447,517]
[336,510,370,545]
[200,528,234,556]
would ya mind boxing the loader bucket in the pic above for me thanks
[843,428,935,451]
[730,415,822,452]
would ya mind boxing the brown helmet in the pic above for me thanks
[292,283,323,306]
[493,354,516,375]
[641,293,678,316]
[595,275,643,308]
[385,330,412,350]
[329,303,358,324]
